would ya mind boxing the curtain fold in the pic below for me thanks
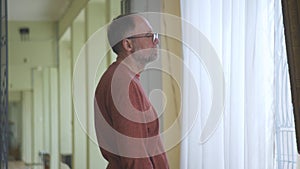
[180,0,296,168]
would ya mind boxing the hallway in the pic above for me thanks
[5,0,181,169]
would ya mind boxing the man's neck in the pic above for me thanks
[117,53,145,74]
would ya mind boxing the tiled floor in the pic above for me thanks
[8,161,28,169]
[8,161,70,169]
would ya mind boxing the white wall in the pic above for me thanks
[8,21,58,167]
[8,21,57,91]
[130,0,161,12]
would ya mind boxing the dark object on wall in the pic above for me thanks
[61,154,72,169]
[19,27,30,41]
[39,152,50,169]
[281,0,300,153]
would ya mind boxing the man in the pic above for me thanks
[94,13,169,169]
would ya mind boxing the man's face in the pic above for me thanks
[129,17,159,65]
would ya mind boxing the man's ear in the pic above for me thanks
[122,39,133,52]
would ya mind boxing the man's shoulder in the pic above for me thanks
[101,62,126,79]
[97,62,134,89]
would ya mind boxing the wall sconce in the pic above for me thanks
[19,27,30,41]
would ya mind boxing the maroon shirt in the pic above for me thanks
[94,57,169,169]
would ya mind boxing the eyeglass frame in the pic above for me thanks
[126,32,159,43]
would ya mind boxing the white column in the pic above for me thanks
[72,10,88,169]
[21,91,33,164]
[58,39,73,155]
[86,2,110,168]
[49,67,59,169]
[43,68,50,153]
[33,69,45,169]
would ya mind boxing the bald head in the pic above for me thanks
[107,14,151,54]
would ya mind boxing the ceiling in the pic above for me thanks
[8,0,73,21]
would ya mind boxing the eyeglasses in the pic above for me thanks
[127,32,159,43]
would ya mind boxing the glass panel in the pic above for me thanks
[1,0,5,18]
[0,0,7,168]
[1,19,6,38]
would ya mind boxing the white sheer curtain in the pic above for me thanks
[180,0,295,168]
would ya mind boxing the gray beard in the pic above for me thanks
[132,49,158,66]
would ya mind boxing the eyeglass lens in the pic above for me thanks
[153,33,159,42]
